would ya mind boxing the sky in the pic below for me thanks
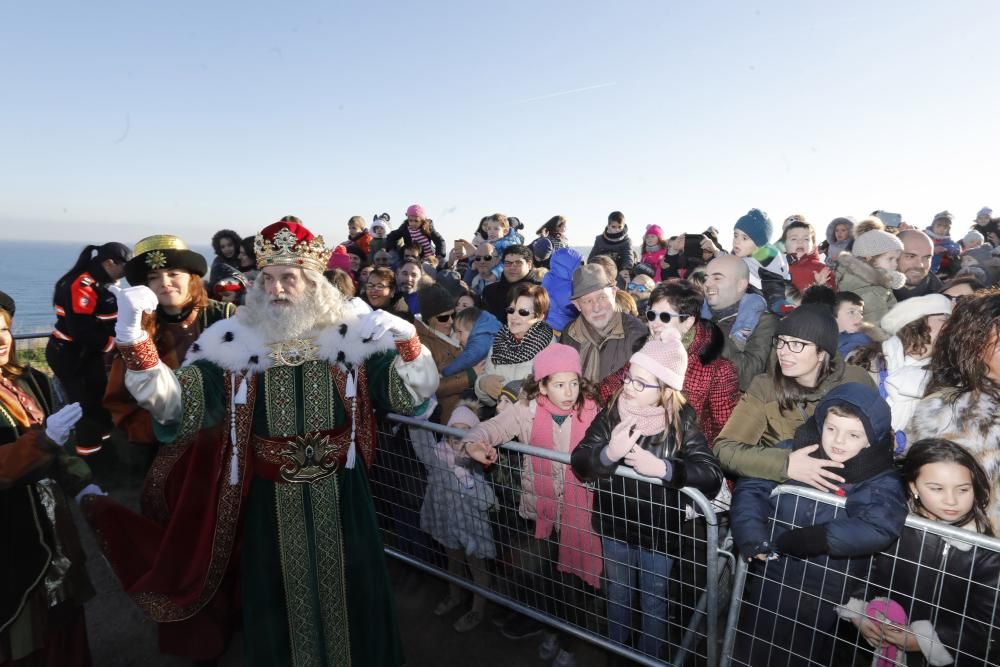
[2,1,998,250]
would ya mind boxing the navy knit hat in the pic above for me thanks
[734,209,773,248]
[775,304,839,359]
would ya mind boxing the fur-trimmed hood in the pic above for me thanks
[182,309,398,374]
[836,252,906,291]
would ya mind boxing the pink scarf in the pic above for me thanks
[617,398,667,437]
[530,395,603,588]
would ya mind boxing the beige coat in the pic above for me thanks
[464,399,573,526]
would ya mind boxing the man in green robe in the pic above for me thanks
[96,220,439,666]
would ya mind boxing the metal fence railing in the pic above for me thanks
[720,485,1000,667]
[372,413,734,667]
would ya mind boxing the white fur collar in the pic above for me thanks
[182,310,398,373]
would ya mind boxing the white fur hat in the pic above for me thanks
[880,294,952,336]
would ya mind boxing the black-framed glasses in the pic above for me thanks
[473,255,494,262]
[646,310,689,324]
[623,374,658,392]
[506,307,533,317]
[435,312,454,323]
[773,336,813,353]
[366,283,390,291]
[503,260,527,268]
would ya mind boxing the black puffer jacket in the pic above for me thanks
[852,525,1000,666]
[571,403,723,553]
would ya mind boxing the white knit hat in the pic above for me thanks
[963,229,985,246]
[879,294,952,336]
[852,229,904,258]
[629,327,688,391]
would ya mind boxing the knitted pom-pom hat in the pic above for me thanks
[629,327,688,391]
[532,343,582,382]
[734,209,773,248]
[852,229,903,258]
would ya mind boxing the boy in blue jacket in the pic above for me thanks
[442,306,502,377]
[730,383,907,667]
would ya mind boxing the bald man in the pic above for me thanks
[703,255,778,390]
[893,230,943,301]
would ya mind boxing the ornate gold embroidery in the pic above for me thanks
[118,336,160,371]
[278,433,341,484]
[303,360,334,432]
[387,362,416,415]
[267,338,320,367]
[265,365,297,437]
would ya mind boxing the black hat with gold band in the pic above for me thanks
[125,235,208,286]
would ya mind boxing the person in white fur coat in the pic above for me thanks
[847,294,952,456]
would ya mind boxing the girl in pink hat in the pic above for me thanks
[641,224,668,281]
[571,328,724,661]
[464,343,601,666]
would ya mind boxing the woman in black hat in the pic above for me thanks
[1,290,98,666]
[45,241,131,457]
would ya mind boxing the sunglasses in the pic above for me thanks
[646,310,689,324]
[506,307,534,317]
[627,283,650,293]
[435,312,454,323]
[473,255,494,261]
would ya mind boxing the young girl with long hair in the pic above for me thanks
[839,439,1000,666]
[464,344,601,666]
[571,329,724,661]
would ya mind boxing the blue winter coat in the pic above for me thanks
[838,330,872,358]
[440,310,502,377]
[542,248,583,333]
[488,229,525,279]
[730,382,908,667]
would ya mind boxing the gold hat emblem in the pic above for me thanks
[145,250,168,270]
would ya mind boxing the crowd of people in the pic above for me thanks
[3,203,1000,666]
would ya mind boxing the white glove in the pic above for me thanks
[75,483,108,503]
[360,310,417,342]
[107,284,159,343]
[44,402,83,446]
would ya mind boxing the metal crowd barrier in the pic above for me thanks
[371,413,734,667]
[719,485,1000,667]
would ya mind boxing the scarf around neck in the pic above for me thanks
[617,397,668,437]
[490,320,554,366]
[604,226,627,243]
[567,313,624,381]
[529,395,603,588]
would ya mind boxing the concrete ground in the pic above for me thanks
[76,444,627,667]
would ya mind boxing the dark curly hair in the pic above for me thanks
[211,229,242,259]
[648,279,704,319]
[852,316,934,371]
[926,287,1000,398]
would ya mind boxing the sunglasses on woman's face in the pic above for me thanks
[646,310,689,324]
[435,312,454,323]
[506,307,533,317]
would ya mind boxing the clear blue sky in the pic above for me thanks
[2,1,998,249]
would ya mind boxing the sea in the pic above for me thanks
[0,240,213,338]
[0,239,600,339]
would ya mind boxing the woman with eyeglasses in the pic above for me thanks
[474,283,555,405]
[572,329,724,660]
[412,285,475,423]
[714,304,875,492]
[362,267,407,314]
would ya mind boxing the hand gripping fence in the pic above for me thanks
[371,413,734,667]
[719,485,1000,667]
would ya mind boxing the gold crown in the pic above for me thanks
[254,227,331,273]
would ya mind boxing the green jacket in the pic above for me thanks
[713,309,779,392]
[713,356,875,481]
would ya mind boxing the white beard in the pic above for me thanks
[240,272,347,342]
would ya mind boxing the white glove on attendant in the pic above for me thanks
[108,284,159,343]
[75,483,108,503]
[360,310,417,342]
[44,403,83,446]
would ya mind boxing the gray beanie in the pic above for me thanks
[852,230,904,258]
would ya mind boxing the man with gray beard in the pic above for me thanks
[84,219,439,666]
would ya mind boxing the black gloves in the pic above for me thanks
[774,525,829,558]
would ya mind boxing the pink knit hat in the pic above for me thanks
[326,244,353,272]
[406,204,426,219]
[629,328,688,390]
[645,224,665,239]
[447,404,480,429]
[532,343,582,382]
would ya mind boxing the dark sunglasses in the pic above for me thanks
[506,307,534,317]
[646,310,690,324]
[435,312,454,323]
[473,254,494,261]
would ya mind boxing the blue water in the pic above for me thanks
[0,240,212,337]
